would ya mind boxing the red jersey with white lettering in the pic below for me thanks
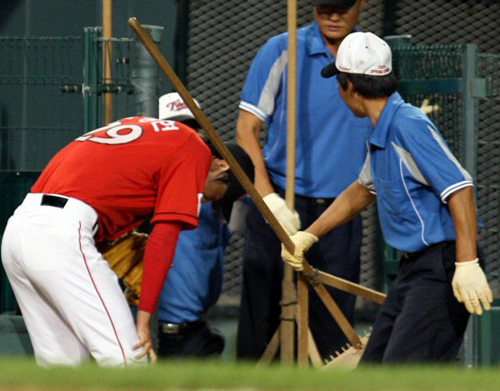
[32,116,212,242]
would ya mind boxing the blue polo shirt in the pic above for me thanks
[240,22,370,198]
[359,93,474,253]
[158,202,230,323]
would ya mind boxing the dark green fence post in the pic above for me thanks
[461,44,479,179]
[83,27,102,132]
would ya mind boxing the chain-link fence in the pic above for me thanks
[0,37,84,171]
[393,0,500,53]
[477,53,500,294]
[186,0,385,310]
[187,0,500,311]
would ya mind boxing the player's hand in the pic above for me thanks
[134,310,157,363]
[452,258,493,315]
[263,193,301,235]
[281,231,319,271]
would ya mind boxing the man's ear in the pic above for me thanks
[211,158,230,171]
[218,159,230,172]
[347,80,361,99]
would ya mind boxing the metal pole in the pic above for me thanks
[102,0,113,125]
[461,43,479,368]
[83,27,102,132]
[132,25,163,117]
[462,44,479,178]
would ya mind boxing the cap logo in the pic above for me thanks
[337,64,351,72]
[166,98,188,112]
[368,65,391,75]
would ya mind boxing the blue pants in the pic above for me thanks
[237,191,362,360]
[361,242,471,363]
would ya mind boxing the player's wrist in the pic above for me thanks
[455,258,479,266]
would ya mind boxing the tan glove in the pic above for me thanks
[103,231,149,306]
[452,258,493,315]
[281,231,319,271]
[263,192,301,235]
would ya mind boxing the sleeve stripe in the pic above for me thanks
[239,101,267,122]
[440,181,474,202]
[427,125,472,182]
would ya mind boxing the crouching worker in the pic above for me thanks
[156,93,254,358]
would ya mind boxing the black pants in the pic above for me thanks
[361,242,471,364]
[158,321,225,359]
[237,191,362,360]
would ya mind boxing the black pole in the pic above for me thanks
[383,0,398,37]
[175,0,190,84]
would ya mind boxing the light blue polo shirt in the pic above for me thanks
[240,22,370,198]
[359,93,474,253]
[158,202,230,323]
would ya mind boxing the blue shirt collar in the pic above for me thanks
[307,22,330,56]
[307,22,360,57]
[369,93,404,148]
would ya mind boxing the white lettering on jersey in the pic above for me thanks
[76,123,143,145]
[75,119,179,145]
[75,121,122,142]
[151,120,179,132]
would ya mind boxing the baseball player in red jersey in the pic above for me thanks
[1,116,254,366]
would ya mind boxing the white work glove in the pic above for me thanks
[263,193,301,235]
[452,258,493,315]
[420,98,441,115]
[281,231,319,271]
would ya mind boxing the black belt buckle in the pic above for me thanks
[41,194,68,209]
[160,321,204,335]
[161,323,181,334]
[313,198,329,205]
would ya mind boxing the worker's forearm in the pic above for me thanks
[236,111,274,196]
[307,181,375,238]
[448,186,478,262]
[237,132,273,196]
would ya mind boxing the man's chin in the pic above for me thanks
[321,29,348,42]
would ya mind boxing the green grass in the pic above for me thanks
[0,357,499,391]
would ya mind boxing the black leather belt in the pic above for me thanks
[41,194,68,208]
[160,320,205,335]
[276,187,334,206]
[298,195,334,206]
[403,242,449,259]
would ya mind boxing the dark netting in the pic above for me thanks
[394,42,500,295]
[476,54,500,295]
[187,1,384,309]
[394,0,500,54]
[0,37,84,170]
[393,1,500,292]
[393,44,465,159]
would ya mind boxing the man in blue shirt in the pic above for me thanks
[156,93,253,358]
[236,0,370,360]
[282,32,493,363]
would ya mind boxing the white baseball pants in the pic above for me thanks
[1,193,147,367]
